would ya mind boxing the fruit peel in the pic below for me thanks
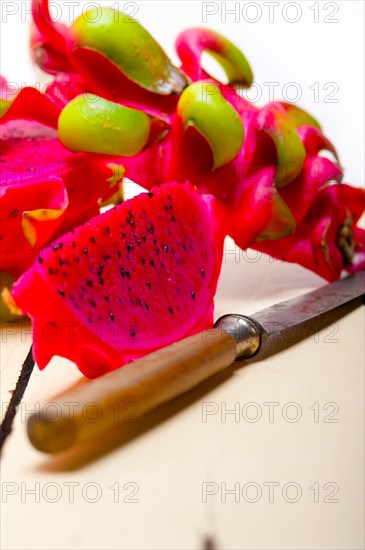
[69,7,188,95]
[177,81,244,170]
[58,94,151,156]
[176,27,253,86]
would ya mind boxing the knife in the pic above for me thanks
[28,271,364,453]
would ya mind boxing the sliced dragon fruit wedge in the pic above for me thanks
[11,183,225,378]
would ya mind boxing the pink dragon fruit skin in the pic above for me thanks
[30,0,73,74]
[0,79,125,278]
[1,121,67,277]
[1,80,60,127]
[11,183,226,378]
[252,185,365,282]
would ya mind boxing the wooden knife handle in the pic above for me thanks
[28,328,238,453]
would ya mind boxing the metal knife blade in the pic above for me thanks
[215,271,365,358]
[253,270,365,335]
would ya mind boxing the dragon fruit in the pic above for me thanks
[11,183,225,378]
[25,1,365,283]
[252,184,365,281]
[0,78,128,321]
[57,74,364,281]
[2,0,362,383]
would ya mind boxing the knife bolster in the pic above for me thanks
[214,314,262,359]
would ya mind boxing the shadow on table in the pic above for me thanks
[35,297,363,472]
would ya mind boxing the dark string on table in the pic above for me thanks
[0,346,35,452]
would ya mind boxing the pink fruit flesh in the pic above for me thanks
[12,182,225,378]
